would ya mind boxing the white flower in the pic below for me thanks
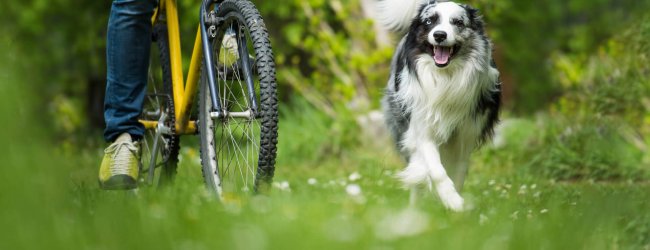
[479,214,489,225]
[518,185,527,195]
[510,211,519,220]
[488,179,496,186]
[345,184,362,196]
[348,172,362,182]
[273,181,291,191]
[307,178,318,185]
[540,209,549,214]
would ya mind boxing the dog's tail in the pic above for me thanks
[376,0,427,33]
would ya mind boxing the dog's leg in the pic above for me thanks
[400,120,464,211]
[450,124,480,192]
[441,140,472,192]
[439,141,460,190]
[418,140,465,211]
[398,152,427,207]
[453,157,470,192]
[409,186,418,207]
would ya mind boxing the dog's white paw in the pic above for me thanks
[440,191,464,212]
[397,155,429,186]
[435,180,465,212]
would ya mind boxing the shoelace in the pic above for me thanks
[104,141,138,176]
[222,33,239,58]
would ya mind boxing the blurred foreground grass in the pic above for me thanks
[1,77,649,249]
[2,21,650,250]
[3,128,650,250]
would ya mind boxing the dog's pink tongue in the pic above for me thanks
[434,46,451,65]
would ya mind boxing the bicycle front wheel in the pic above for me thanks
[198,0,278,199]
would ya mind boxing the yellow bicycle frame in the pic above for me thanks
[141,0,203,135]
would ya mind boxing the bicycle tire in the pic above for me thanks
[199,0,278,198]
[140,22,180,187]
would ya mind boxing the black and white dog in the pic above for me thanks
[378,0,501,211]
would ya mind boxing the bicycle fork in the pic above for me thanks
[200,0,259,120]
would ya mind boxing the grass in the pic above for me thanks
[4,143,650,249]
[1,68,648,249]
[2,106,649,249]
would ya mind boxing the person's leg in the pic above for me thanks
[104,0,156,142]
[100,0,156,190]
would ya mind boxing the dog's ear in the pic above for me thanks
[425,0,437,5]
[461,4,484,31]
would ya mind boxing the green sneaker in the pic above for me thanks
[99,133,140,190]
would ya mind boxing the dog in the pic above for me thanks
[378,0,501,211]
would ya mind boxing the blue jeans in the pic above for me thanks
[104,0,156,142]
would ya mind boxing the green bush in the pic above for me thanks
[276,98,360,167]
[466,0,650,112]
[256,0,393,115]
[488,14,650,181]
[527,120,645,181]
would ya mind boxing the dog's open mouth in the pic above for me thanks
[432,45,460,67]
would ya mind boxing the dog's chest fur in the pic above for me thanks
[395,55,496,145]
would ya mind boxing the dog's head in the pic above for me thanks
[411,1,484,68]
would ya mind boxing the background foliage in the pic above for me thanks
[2,0,647,117]
[1,0,649,248]
[1,0,648,181]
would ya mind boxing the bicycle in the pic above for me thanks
[139,0,278,199]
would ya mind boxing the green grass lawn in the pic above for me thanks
[0,81,648,249]
[2,131,648,249]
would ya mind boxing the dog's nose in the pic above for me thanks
[433,31,447,42]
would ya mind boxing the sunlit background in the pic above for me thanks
[1,0,649,249]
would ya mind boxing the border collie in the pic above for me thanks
[378,0,501,211]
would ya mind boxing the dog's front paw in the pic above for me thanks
[436,180,465,212]
[440,191,464,212]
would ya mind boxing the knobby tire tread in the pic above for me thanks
[198,0,278,193]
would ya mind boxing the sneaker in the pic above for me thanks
[99,133,140,190]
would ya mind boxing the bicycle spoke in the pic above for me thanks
[200,1,276,198]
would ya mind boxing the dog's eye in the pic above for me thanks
[452,19,465,27]
[429,14,439,24]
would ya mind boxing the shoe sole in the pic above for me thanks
[99,175,138,190]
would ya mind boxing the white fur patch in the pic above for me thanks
[434,177,465,211]
[397,152,430,186]
[376,0,426,33]
[420,2,466,21]
[394,54,493,145]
